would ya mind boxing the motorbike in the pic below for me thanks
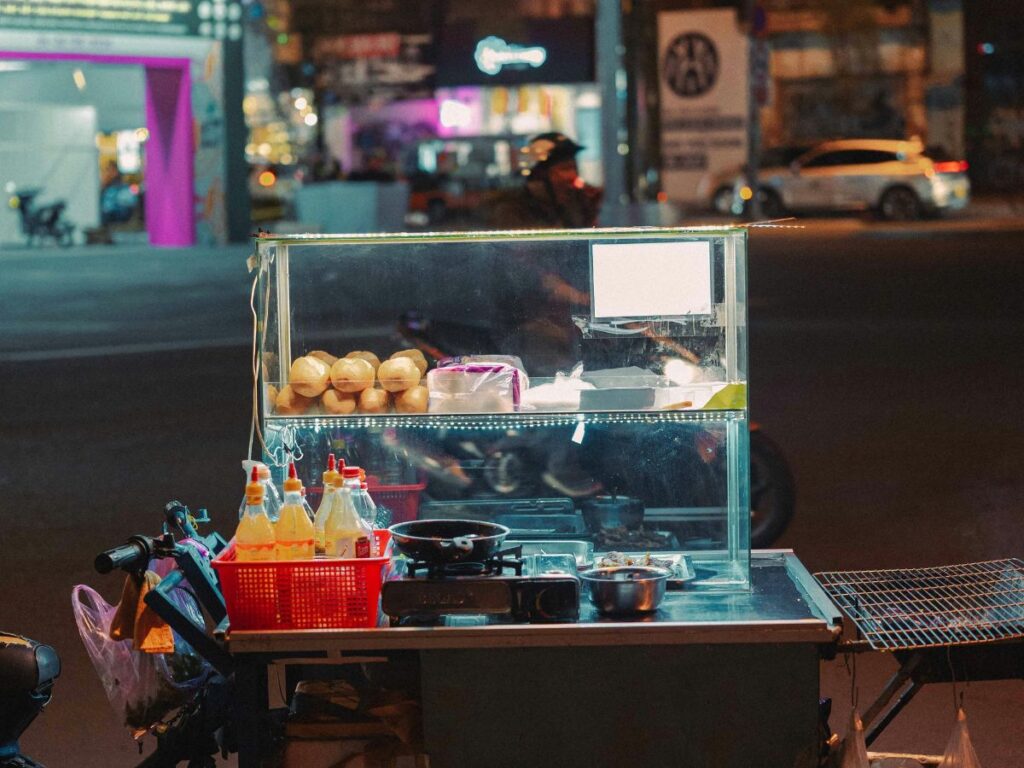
[80,502,240,767]
[7,188,75,247]
[0,632,60,768]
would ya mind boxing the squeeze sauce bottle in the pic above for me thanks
[314,453,340,555]
[274,462,315,561]
[359,481,380,555]
[238,460,282,523]
[235,465,276,562]
[342,467,367,519]
[257,463,283,523]
[324,478,372,559]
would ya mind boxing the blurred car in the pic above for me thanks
[696,146,811,215]
[712,139,970,220]
[408,172,522,225]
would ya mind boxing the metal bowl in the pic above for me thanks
[579,566,669,615]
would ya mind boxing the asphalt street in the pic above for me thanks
[1,214,1023,765]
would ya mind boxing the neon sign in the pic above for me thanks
[474,36,547,76]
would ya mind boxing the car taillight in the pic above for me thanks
[933,160,968,174]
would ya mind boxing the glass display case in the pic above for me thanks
[255,227,751,589]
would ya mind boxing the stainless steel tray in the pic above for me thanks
[516,540,594,570]
[594,552,697,587]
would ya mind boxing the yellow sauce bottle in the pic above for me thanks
[275,462,315,560]
[235,465,276,561]
[324,482,371,559]
[314,454,341,555]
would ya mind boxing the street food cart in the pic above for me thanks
[224,227,843,767]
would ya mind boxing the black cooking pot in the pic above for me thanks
[582,495,644,533]
[388,519,510,564]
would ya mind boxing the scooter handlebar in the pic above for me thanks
[94,535,158,574]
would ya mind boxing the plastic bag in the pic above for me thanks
[832,709,870,768]
[426,363,523,413]
[520,362,594,411]
[938,709,982,768]
[72,581,211,731]
[438,355,530,391]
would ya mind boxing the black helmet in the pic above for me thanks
[519,132,584,177]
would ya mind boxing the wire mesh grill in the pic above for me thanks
[815,559,1024,650]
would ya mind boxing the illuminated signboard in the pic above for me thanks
[437,19,593,86]
[474,36,547,76]
[0,0,242,39]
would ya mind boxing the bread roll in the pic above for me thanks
[378,357,421,392]
[275,385,314,415]
[394,385,428,413]
[322,389,357,415]
[390,349,428,377]
[346,350,382,372]
[330,357,375,393]
[289,356,330,398]
[358,387,391,414]
[308,349,338,366]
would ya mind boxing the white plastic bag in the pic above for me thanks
[938,709,982,768]
[72,583,209,731]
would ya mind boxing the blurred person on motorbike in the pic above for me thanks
[489,132,603,230]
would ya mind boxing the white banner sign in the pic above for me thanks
[658,9,748,204]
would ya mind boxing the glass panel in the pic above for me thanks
[264,410,749,588]
[261,231,742,415]
[256,229,750,589]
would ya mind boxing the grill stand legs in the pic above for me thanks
[861,652,923,747]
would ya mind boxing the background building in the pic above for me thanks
[0,2,249,245]
[963,0,1024,191]
[240,0,605,226]
[632,0,973,206]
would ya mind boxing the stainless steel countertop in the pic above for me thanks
[225,550,842,654]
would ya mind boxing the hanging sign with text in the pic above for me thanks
[657,8,748,204]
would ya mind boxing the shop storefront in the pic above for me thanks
[301,11,602,227]
[0,0,248,246]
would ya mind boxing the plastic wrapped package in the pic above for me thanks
[72,578,212,732]
[520,363,594,411]
[938,709,982,768]
[426,363,524,413]
[438,355,530,390]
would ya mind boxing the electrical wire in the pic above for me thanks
[248,254,273,462]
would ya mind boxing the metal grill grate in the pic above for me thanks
[815,559,1024,650]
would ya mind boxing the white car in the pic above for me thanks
[720,139,970,220]
[697,146,811,215]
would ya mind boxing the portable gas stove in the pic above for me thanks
[382,545,580,625]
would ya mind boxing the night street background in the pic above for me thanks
[1,212,1023,764]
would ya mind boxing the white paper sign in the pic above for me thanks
[591,241,712,318]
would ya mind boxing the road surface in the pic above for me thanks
[2,216,1022,765]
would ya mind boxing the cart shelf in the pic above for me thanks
[262,408,748,431]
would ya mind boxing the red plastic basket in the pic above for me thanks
[366,475,426,524]
[212,530,390,631]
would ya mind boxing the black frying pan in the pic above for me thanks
[388,519,510,564]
